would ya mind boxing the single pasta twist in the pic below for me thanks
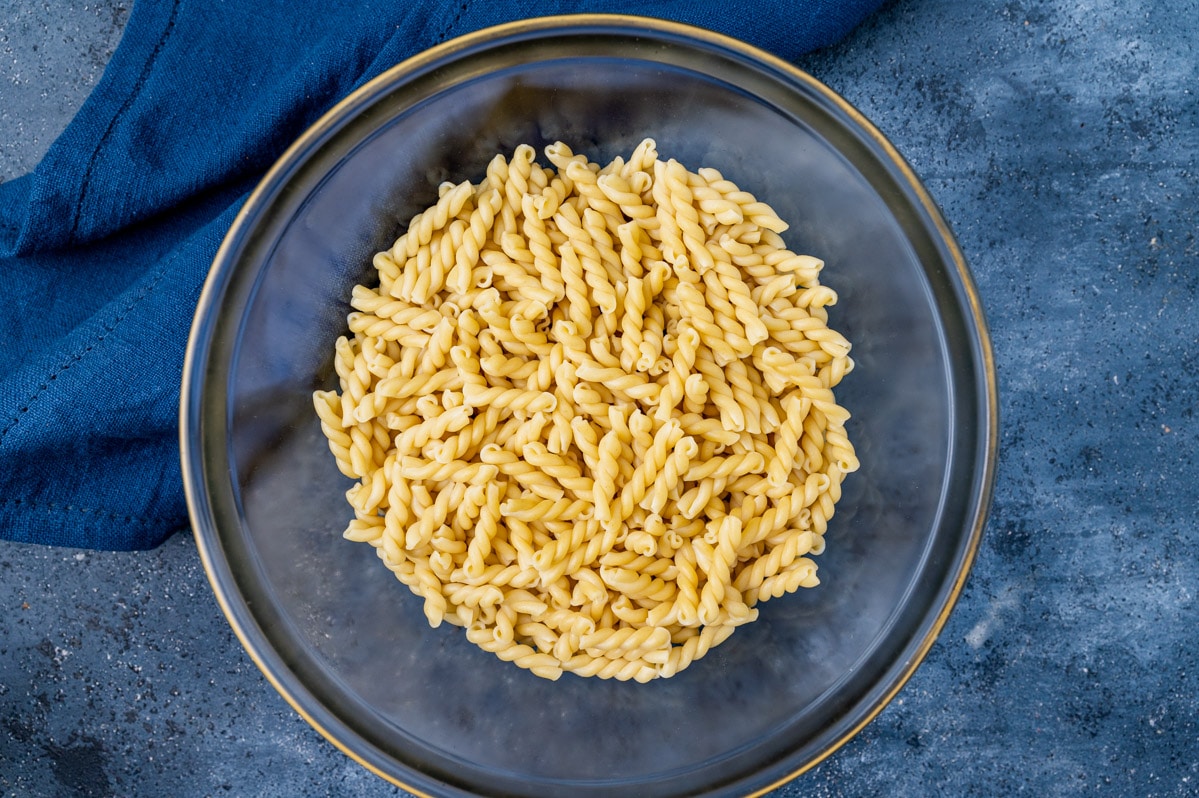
[649,161,687,263]
[615,220,647,279]
[590,427,624,528]
[561,651,658,683]
[501,497,593,521]
[707,243,770,345]
[395,457,498,484]
[675,261,746,362]
[528,518,593,582]
[752,556,820,602]
[451,482,488,533]
[669,541,701,627]
[655,323,700,421]
[656,623,737,679]
[313,390,353,477]
[553,204,617,320]
[547,361,578,455]
[391,179,473,261]
[564,160,624,235]
[582,207,625,285]
[478,249,557,306]
[499,145,536,225]
[465,625,563,680]
[642,436,698,516]
[732,527,815,596]
[404,482,458,549]
[574,362,659,403]
[597,172,655,225]
[722,356,763,435]
[768,392,809,487]
[522,443,594,497]
[463,484,502,578]
[686,171,745,226]
[558,242,593,338]
[477,444,566,501]
[461,383,556,415]
[657,158,716,273]
[638,291,665,373]
[427,405,501,464]
[622,137,659,178]
[520,193,566,303]
[696,515,743,625]
[580,624,672,660]
[699,262,752,359]
[619,275,647,373]
[610,419,685,526]
[542,141,589,196]
[599,565,677,605]
[694,167,789,233]
[692,348,747,432]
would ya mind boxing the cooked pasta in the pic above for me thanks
[314,140,859,682]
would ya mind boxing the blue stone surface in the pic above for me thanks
[1,0,1196,795]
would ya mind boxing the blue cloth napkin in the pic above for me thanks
[0,0,885,551]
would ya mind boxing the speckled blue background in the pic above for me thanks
[1,0,1196,795]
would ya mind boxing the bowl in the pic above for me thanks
[181,14,997,798]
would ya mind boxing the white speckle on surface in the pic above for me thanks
[965,587,1020,649]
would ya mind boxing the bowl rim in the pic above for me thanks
[180,12,998,797]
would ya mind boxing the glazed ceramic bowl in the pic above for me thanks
[181,15,996,798]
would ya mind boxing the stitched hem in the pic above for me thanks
[0,496,169,529]
[68,0,182,243]
[0,495,185,550]
[0,247,181,447]
[435,1,472,44]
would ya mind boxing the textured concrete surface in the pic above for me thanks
[0,1,129,182]
[1,0,1197,796]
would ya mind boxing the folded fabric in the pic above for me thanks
[0,0,885,551]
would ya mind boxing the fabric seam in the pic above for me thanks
[435,1,472,43]
[0,496,169,528]
[67,0,182,242]
[0,247,181,447]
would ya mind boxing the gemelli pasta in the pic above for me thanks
[313,140,858,682]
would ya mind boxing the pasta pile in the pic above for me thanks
[314,140,858,682]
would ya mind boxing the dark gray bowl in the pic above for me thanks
[181,15,997,798]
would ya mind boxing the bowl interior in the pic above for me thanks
[186,19,993,798]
